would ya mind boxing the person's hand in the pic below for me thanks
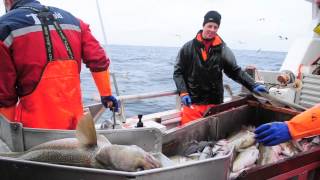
[181,95,192,106]
[101,96,119,112]
[253,84,268,94]
[254,122,292,146]
[96,145,162,171]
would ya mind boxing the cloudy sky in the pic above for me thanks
[0,0,313,51]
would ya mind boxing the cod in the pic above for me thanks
[0,113,161,172]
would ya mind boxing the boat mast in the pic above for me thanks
[96,0,109,50]
[95,0,120,96]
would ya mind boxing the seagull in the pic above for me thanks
[173,34,181,38]
[278,35,288,40]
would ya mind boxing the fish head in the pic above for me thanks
[96,145,162,171]
[240,131,256,148]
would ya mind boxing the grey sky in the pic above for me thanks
[0,0,312,51]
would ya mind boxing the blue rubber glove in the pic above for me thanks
[253,84,268,94]
[254,122,292,146]
[101,96,119,112]
[181,95,192,106]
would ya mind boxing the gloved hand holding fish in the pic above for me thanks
[0,113,161,171]
[169,125,320,179]
[255,122,292,146]
[228,126,320,179]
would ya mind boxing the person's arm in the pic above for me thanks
[254,104,320,146]
[0,40,18,120]
[173,46,188,95]
[173,46,192,106]
[286,104,320,139]
[79,20,118,111]
[80,20,110,73]
[221,45,257,91]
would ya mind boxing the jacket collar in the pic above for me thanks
[195,30,222,47]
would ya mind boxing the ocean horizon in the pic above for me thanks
[81,44,286,121]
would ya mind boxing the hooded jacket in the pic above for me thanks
[173,31,256,104]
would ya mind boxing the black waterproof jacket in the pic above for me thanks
[173,34,257,105]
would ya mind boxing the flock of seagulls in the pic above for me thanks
[257,18,289,41]
[236,17,289,48]
[234,17,289,52]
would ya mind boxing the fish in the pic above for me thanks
[187,153,201,160]
[199,145,212,160]
[279,142,299,157]
[311,136,320,145]
[211,140,231,158]
[182,140,214,156]
[291,136,320,152]
[229,167,250,180]
[227,129,256,151]
[211,144,223,156]
[0,113,161,172]
[293,138,314,152]
[232,146,259,172]
[257,144,282,166]
[169,155,198,164]
[310,136,320,145]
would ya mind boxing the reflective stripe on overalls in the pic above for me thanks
[14,6,83,129]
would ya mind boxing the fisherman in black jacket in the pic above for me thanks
[173,11,267,125]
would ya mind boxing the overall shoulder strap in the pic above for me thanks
[19,6,74,61]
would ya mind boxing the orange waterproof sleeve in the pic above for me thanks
[0,106,16,121]
[92,70,112,96]
[286,104,320,139]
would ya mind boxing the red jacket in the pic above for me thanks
[0,0,110,107]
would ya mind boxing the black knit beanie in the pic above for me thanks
[203,11,221,26]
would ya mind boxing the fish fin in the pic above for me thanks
[0,151,24,158]
[97,135,111,147]
[76,112,97,147]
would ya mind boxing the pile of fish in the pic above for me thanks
[0,113,161,172]
[229,127,320,179]
[169,126,320,179]
[169,139,231,165]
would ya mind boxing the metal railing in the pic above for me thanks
[85,90,180,123]
[106,72,180,122]
[117,90,180,122]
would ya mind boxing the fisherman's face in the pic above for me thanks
[202,22,219,40]
[316,0,320,9]
[3,0,13,13]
